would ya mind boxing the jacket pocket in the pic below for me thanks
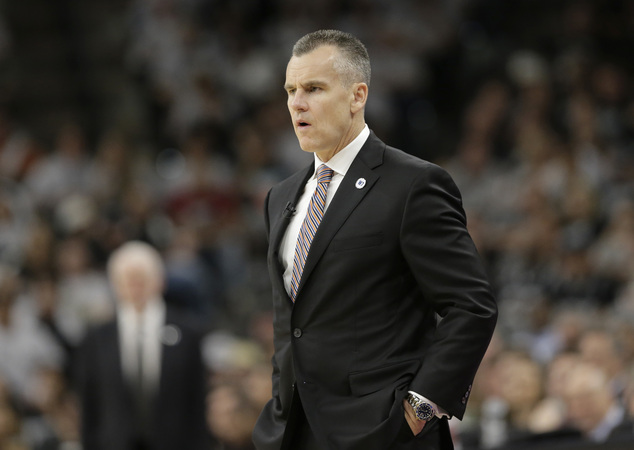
[349,359,421,397]
[331,232,383,252]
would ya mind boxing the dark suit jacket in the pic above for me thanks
[76,307,212,450]
[253,132,498,450]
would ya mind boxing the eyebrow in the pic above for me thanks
[284,80,327,91]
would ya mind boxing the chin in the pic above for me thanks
[297,140,317,153]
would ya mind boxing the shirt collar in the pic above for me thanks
[118,297,165,326]
[312,124,369,178]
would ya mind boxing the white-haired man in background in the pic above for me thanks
[76,241,214,450]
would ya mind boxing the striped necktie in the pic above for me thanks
[290,164,334,301]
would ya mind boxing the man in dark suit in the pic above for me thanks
[76,241,213,450]
[252,30,498,450]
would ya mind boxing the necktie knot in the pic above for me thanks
[317,164,334,184]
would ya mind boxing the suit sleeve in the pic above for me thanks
[400,164,497,419]
[263,187,283,407]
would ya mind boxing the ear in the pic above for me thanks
[350,82,368,114]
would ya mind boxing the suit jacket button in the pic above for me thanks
[293,328,302,338]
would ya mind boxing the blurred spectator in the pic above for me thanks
[0,176,35,269]
[590,199,634,288]
[0,265,65,412]
[476,350,544,447]
[0,110,41,182]
[0,385,28,450]
[207,382,260,450]
[84,129,137,205]
[20,367,80,450]
[624,364,634,431]
[527,352,581,435]
[52,236,114,346]
[203,330,271,450]
[24,122,91,210]
[578,327,628,399]
[20,220,56,279]
[75,241,215,450]
[562,361,630,443]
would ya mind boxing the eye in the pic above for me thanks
[308,86,321,93]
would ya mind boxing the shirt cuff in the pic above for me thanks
[408,391,450,419]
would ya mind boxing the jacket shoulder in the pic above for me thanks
[381,144,456,187]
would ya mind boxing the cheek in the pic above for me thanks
[329,102,353,127]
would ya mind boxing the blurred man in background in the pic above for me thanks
[76,241,214,450]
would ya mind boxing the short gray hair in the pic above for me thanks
[292,29,371,87]
[107,240,164,281]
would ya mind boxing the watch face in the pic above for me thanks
[415,402,434,421]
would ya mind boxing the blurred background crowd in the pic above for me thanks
[1,0,634,449]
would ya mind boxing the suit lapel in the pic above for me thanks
[295,133,385,298]
[106,321,134,408]
[268,164,314,301]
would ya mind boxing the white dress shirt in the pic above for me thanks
[118,299,165,395]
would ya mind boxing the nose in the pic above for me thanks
[289,91,307,112]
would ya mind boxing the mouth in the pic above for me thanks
[296,120,311,129]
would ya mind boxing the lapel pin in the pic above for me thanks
[161,324,181,346]
[355,178,366,189]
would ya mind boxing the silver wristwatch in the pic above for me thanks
[407,392,435,421]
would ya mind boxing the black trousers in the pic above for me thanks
[288,400,322,450]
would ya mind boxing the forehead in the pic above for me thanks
[112,254,157,278]
[285,45,341,84]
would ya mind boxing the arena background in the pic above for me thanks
[0,0,633,448]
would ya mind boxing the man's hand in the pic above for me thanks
[402,399,427,435]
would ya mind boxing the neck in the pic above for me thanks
[316,120,365,162]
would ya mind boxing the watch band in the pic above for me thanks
[407,393,435,421]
